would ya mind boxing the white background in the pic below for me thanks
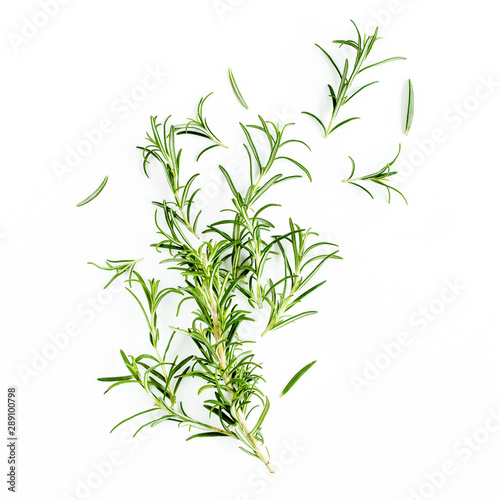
[1,1,500,499]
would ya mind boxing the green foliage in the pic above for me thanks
[176,93,228,160]
[93,20,407,474]
[343,144,407,204]
[303,20,405,137]
[405,79,414,135]
[228,67,249,109]
[280,360,317,397]
[262,220,341,336]
[88,258,141,289]
[96,109,339,473]
[76,176,108,207]
[138,116,201,237]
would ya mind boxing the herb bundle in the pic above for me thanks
[93,20,409,473]
[96,114,339,472]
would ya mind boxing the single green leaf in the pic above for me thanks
[405,79,414,135]
[228,68,249,109]
[280,360,317,397]
[251,397,270,434]
[76,176,109,207]
[301,111,326,135]
[97,375,134,382]
[186,432,228,441]
[110,408,159,434]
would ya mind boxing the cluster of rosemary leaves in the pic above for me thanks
[95,110,340,472]
[93,20,410,473]
[303,20,406,137]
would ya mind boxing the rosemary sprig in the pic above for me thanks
[88,258,141,288]
[150,213,276,470]
[228,68,249,109]
[176,93,228,160]
[138,116,201,237]
[303,21,405,137]
[76,175,108,207]
[95,107,340,473]
[343,144,407,204]
[405,79,414,135]
[280,360,317,398]
[262,219,341,336]
[206,116,313,309]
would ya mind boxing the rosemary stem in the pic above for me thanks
[206,278,274,472]
[325,105,342,137]
[245,175,266,307]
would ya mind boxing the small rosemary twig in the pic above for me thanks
[343,144,407,204]
[176,93,228,160]
[303,20,405,137]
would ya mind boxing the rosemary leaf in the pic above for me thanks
[228,67,249,109]
[280,360,317,398]
[76,175,108,207]
[405,79,414,135]
[186,432,231,441]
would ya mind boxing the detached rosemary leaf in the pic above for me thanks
[405,79,414,135]
[280,360,317,398]
[228,68,249,109]
[97,375,134,382]
[76,176,108,207]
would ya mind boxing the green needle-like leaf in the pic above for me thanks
[76,176,108,207]
[280,360,317,397]
[186,432,230,441]
[228,67,249,109]
[405,79,414,135]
